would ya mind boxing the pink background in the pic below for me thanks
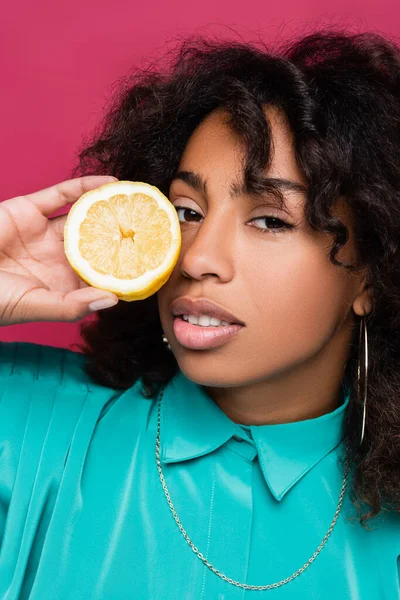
[1,0,398,350]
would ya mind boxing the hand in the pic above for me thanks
[0,176,120,326]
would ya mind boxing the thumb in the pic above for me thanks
[18,287,119,323]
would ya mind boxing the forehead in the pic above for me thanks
[175,105,308,190]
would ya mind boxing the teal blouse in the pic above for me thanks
[0,341,399,599]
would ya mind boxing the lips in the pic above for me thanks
[170,296,245,326]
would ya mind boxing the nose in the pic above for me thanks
[179,207,236,283]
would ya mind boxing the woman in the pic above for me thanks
[0,30,399,599]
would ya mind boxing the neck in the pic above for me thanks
[204,327,352,426]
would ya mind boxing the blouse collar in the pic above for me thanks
[159,370,350,501]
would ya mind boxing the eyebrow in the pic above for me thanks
[170,170,308,200]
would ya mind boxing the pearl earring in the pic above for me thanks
[162,333,171,350]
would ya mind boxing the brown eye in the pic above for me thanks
[175,207,203,223]
[248,216,292,233]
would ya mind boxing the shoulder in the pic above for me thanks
[0,342,156,556]
[0,340,151,395]
[0,341,152,453]
[0,340,94,388]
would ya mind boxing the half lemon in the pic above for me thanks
[64,180,181,301]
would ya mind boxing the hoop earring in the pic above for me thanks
[357,314,369,446]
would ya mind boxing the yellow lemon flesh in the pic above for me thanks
[64,181,181,301]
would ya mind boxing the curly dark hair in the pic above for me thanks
[72,29,400,527]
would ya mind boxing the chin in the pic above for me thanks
[171,348,253,388]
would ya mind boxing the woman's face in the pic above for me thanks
[157,106,370,389]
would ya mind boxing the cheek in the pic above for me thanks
[244,242,349,336]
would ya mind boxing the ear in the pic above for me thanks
[352,271,374,317]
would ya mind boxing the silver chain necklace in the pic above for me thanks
[155,385,350,591]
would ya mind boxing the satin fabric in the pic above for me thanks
[0,341,399,599]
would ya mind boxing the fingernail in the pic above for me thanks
[89,298,118,312]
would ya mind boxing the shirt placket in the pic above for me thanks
[199,430,257,599]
